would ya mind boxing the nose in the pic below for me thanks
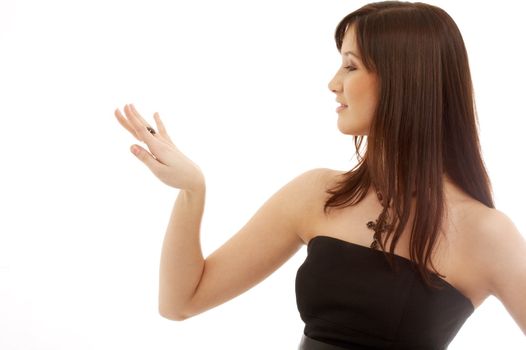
[328,74,341,94]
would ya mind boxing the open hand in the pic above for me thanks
[114,104,205,191]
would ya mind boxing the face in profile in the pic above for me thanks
[328,24,378,136]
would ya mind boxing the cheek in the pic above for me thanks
[343,77,377,112]
[343,76,369,104]
[342,79,357,102]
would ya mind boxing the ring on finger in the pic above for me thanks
[146,126,156,135]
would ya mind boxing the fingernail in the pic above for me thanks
[131,146,139,155]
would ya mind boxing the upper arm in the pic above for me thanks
[475,209,526,335]
[179,168,330,319]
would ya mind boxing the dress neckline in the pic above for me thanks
[307,235,475,311]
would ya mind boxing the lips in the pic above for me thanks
[336,105,348,112]
[335,99,348,112]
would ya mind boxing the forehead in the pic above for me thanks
[340,25,358,55]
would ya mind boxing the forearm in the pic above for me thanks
[158,184,206,319]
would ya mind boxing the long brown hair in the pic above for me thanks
[324,1,495,289]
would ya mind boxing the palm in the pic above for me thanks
[113,104,204,190]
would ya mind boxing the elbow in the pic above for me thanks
[158,305,190,321]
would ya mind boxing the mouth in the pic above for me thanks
[336,104,348,112]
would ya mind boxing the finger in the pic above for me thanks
[130,104,158,137]
[146,125,157,135]
[129,104,175,147]
[128,104,172,146]
[124,105,170,162]
[130,144,166,170]
[129,104,177,148]
[114,108,140,139]
[153,112,175,144]
[124,104,154,143]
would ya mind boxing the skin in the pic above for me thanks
[113,28,526,335]
[113,104,205,191]
[323,25,526,331]
[328,24,379,136]
[327,24,460,192]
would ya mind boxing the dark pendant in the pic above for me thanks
[368,185,391,249]
[366,217,392,249]
[366,220,381,248]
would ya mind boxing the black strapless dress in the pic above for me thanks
[295,235,475,349]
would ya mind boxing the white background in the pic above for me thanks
[0,0,524,349]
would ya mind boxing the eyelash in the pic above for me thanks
[344,65,356,72]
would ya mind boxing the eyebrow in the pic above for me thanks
[343,50,361,60]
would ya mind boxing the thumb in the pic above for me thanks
[130,144,157,165]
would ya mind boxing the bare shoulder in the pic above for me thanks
[469,207,526,292]
[288,167,344,201]
[466,205,524,267]
[280,167,344,242]
[302,167,347,194]
[296,167,343,185]
[280,167,335,206]
[465,205,526,330]
[467,206,525,283]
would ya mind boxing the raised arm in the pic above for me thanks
[161,168,328,321]
[113,103,329,322]
[113,103,209,319]
[158,185,207,320]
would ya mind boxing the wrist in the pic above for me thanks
[186,175,206,195]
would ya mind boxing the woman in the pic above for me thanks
[114,1,526,349]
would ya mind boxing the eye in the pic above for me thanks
[344,65,357,72]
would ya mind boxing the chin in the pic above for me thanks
[337,113,370,136]
[337,121,369,136]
